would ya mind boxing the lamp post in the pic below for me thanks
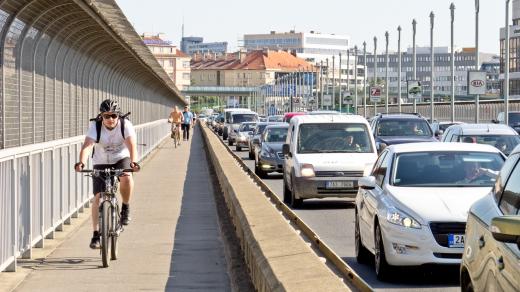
[430,11,435,122]
[385,31,389,113]
[320,60,324,109]
[339,52,343,112]
[326,58,330,109]
[505,0,511,125]
[475,0,480,123]
[374,36,378,115]
[398,26,402,113]
[363,41,367,117]
[354,45,358,114]
[450,3,455,122]
[412,19,417,113]
[332,55,336,110]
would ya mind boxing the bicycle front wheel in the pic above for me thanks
[110,205,119,260]
[100,201,112,267]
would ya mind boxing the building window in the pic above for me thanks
[183,61,190,68]
[183,73,190,80]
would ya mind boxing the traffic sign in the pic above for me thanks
[370,86,382,102]
[407,80,422,99]
[323,94,332,106]
[467,71,487,95]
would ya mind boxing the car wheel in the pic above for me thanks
[283,178,292,204]
[289,178,303,208]
[374,223,392,281]
[236,145,242,151]
[228,139,234,146]
[460,270,475,292]
[355,212,371,264]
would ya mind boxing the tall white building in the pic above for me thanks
[243,30,350,63]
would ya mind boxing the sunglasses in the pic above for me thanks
[102,113,119,120]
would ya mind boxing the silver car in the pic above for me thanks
[235,122,256,151]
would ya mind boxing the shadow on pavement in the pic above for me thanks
[342,256,460,289]
[18,257,101,270]
[165,127,230,292]
[295,199,356,210]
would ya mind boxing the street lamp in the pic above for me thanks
[354,46,358,114]
[430,11,435,122]
[475,0,480,123]
[339,52,343,112]
[363,41,367,117]
[412,19,417,113]
[332,55,336,110]
[450,3,455,122]
[505,0,511,125]
[385,31,389,113]
[398,25,402,112]
[320,60,324,109]
[374,36,378,115]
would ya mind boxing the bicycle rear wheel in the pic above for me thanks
[100,201,112,267]
[110,204,119,260]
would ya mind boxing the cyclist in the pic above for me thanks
[74,99,140,249]
[169,105,183,145]
[181,105,194,140]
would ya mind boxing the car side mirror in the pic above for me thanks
[491,216,520,250]
[358,176,377,190]
[492,119,499,124]
[282,144,290,156]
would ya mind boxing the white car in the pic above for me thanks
[441,123,520,156]
[355,142,506,280]
[282,114,378,207]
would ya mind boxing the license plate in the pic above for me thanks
[325,181,354,189]
[448,234,465,248]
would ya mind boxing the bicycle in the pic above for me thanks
[171,123,181,147]
[81,168,133,267]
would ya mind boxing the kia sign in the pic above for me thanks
[468,71,487,95]
[370,86,382,102]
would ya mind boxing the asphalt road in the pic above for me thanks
[214,129,460,292]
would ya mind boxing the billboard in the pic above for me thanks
[467,71,487,95]
[407,80,422,99]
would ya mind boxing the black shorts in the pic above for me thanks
[92,157,131,194]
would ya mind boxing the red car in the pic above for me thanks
[283,112,306,123]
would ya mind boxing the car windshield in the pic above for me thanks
[232,114,257,124]
[268,116,284,122]
[508,113,520,125]
[264,127,288,142]
[392,151,504,187]
[377,119,433,137]
[239,123,256,132]
[439,123,457,132]
[297,123,373,153]
[459,135,520,156]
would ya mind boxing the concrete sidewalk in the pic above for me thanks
[12,127,231,292]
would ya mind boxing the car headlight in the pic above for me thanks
[300,164,315,177]
[386,207,421,229]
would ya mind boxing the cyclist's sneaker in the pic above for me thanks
[90,232,100,249]
[121,205,131,225]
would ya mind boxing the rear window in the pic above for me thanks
[376,119,433,137]
[459,135,520,156]
[297,123,373,153]
[232,114,257,124]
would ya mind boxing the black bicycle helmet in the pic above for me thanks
[99,99,120,113]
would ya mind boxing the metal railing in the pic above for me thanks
[0,119,169,272]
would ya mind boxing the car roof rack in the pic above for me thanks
[376,112,422,117]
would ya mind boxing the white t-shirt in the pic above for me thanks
[86,119,136,165]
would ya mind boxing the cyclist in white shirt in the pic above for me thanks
[75,99,140,249]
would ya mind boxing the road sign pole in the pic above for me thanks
[374,36,378,116]
[412,19,417,113]
[339,53,343,113]
[450,3,456,123]
[354,46,358,114]
[475,0,480,123]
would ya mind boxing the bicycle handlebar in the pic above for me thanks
[80,168,134,176]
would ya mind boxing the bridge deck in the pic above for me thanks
[12,128,231,292]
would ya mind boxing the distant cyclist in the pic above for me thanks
[182,105,194,140]
[169,106,184,145]
[74,99,140,249]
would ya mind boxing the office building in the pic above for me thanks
[180,36,228,55]
[244,31,350,63]
[500,0,520,98]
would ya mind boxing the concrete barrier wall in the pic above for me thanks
[200,125,350,292]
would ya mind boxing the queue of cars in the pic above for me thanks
[209,109,520,289]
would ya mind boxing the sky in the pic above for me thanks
[115,0,505,55]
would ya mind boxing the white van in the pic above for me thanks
[282,115,378,207]
[222,108,250,140]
